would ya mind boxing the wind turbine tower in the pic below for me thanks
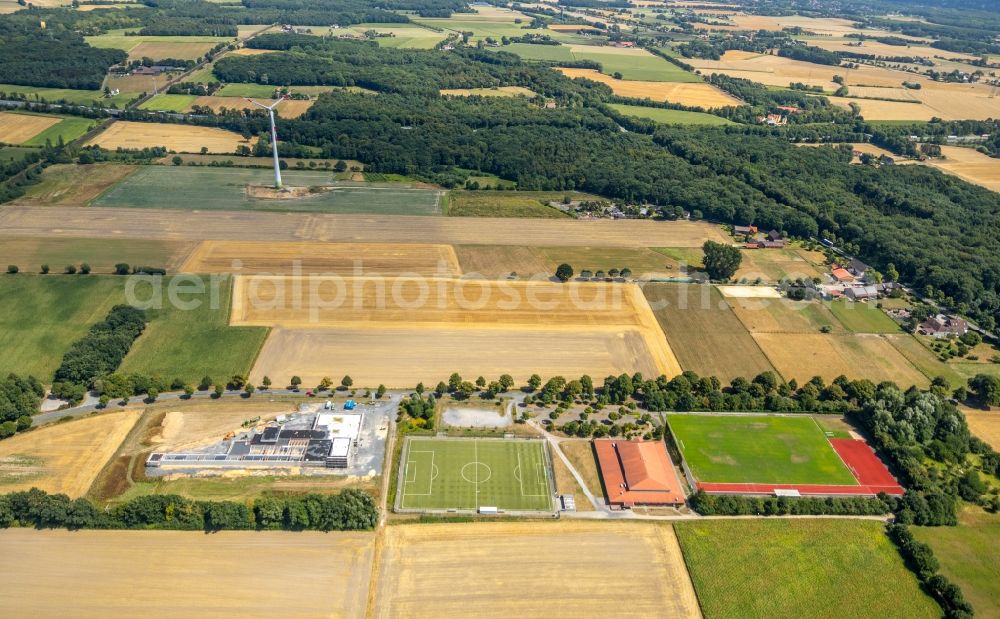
[246,96,287,189]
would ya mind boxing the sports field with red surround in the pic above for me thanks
[669,414,904,497]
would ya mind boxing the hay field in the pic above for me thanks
[701,14,877,37]
[0,529,374,619]
[557,68,742,107]
[0,410,140,497]
[128,40,217,60]
[440,86,537,97]
[926,146,1000,193]
[735,248,825,282]
[643,283,775,381]
[86,120,250,153]
[228,47,275,56]
[11,163,137,206]
[0,205,728,247]
[453,245,551,278]
[181,240,462,276]
[609,103,736,125]
[250,324,671,387]
[754,332,930,386]
[373,521,701,618]
[0,112,61,144]
[963,408,1000,450]
[730,297,844,333]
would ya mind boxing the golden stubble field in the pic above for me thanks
[687,50,998,120]
[0,206,728,247]
[180,240,462,276]
[926,146,1000,193]
[0,111,61,144]
[189,96,316,118]
[238,276,681,387]
[373,521,702,618]
[557,68,742,107]
[86,120,252,154]
[0,410,141,497]
[963,407,1000,450]
[0,529,374,619]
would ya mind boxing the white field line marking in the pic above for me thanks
[403,450,436,497]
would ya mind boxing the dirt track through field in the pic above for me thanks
[180,240,462,276]
[0,206,727,247]
[0,529,374,619]
[373,521,701,618]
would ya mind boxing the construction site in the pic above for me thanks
[146,398,396,477]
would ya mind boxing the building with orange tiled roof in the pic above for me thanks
[593,439,686,508]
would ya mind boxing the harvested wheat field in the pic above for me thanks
[0,206,728,247]
[963,408,1000,450]
[232,276,666,330]
[0,410,140,497]
[557,68,741,107]
[180,240,462,276]
[754,332,929,386]
[0,529,373,619]
[250,324,672,387]
[228,47,275,56]
[373,521,700,619]
[189,96,315,118]
[237,276,680,385]
[702,14,879,37]
[926,146,1000,193]
[453,245,551,278]
[86,120,252,154]
[0,111,61,144]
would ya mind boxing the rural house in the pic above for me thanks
[919,314,969,338]
[845,285,879,301]
[733,224,757,235]
[831,266,854,283]
[848,259,868,277]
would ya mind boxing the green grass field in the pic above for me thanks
[0,237,185,274]
[85,29,231,52]
[342,23,447,49]
[570,47,702,82]
[138,94,197,112]
[215,83,338,97]
[491,43,576,62]
[0,84,133,107]
[668,414,858,485]
[0,146,40,163]
[444,191,576,218]
[609,104,735,125]
[0,275,126,380]
[21,116,96,147]
[914,506,1000,617]
[119,276,269,384]
[92,166,443,214]
[675,520,940,619]
[399,437,553,511]
[828,299,900,333]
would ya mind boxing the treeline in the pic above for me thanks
[705,74,856,124]
[51,305,147,403]
[238,0,410,26]
[777,43,842,66]
[0,375,43,441]
[888,523,974,618]
[870,119,1000,158]
[0,487,378,532]
[0,17,126,89]
[689,490,894,516]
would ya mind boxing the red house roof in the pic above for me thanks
[594,439,686,506]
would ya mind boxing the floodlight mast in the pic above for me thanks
[245,96,287,189]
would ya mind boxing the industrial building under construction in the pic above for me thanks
[147,408,364,471]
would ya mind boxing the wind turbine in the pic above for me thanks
[245,96,287,189]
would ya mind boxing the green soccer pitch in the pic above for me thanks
[398,437,553,511]
[667,414,858,485]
